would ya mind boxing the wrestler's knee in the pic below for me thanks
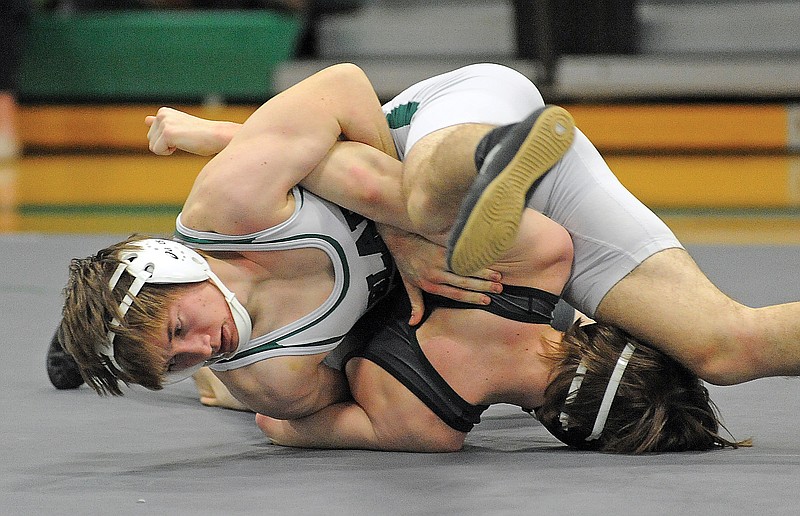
[683,307,764,385]
[596,249,768,384]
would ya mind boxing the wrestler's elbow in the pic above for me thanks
[315,63,370,94]
[346,163,384,206]
[343,155,405,225]
[375,430,464,453]
[256,413,304,447]
[405,432,465,453]
[326,62,368,84]
[376,413,466,452]
[427,434,465,453]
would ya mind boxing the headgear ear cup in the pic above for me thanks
[535,324,636,450]
[101,239,252,382]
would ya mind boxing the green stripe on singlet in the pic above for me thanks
[385,102,419,129]
[197,231,354,362]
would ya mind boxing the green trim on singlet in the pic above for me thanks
[385,102,419,129]
[229,334,346,359]
[173,187,308,245]
[197,232,353,362]
[173,232,261,246]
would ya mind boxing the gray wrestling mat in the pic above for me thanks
[2,234,799,515]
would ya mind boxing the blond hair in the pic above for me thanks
[59,235,194,395]
[536,323,750,453]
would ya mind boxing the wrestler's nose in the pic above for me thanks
[171,333,214,369]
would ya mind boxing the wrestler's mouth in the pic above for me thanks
[220,324,233,355]
[219,327,227,355]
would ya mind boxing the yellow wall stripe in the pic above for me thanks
[566,103,791,151]
[20,103,798,152]
[8,153,800,209]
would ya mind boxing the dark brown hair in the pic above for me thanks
[536,323,749,453]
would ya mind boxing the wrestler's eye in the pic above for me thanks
[168,319,183,342]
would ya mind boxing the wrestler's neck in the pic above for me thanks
[499,326,564,409]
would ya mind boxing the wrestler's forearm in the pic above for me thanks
[256,403,384,450]
[183,119,240,156]
[207,120,241,153]
[301,141,416,232]
[256,401,467,452]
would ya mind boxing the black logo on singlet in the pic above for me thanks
[341,210,396,308]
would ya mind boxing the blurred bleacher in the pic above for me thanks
[277,0,800,100]
[8,0,800,236]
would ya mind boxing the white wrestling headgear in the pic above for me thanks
[559,342,636,441]
[100,238,252,384]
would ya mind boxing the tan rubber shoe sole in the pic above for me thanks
[448,105,575,276]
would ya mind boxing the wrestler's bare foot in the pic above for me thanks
[192,367,250,411]
[447,105,575,275]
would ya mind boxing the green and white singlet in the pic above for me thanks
[174,187,395,370]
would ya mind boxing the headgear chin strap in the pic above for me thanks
[100,238,252,382]
[559,342,636,441]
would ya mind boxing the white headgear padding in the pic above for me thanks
[559,342,636,441]
[99,238,252,380]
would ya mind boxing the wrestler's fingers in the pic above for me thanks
[200,395,249,411]
[432,284,491,306]
[150,137,174,155]
[145,117,168,154]
[199,395,220,407]
[256,413,284,441]
[148,131,176,156]
[441,271,502,295]
[145,117,158,144]
[465,267,502,283]
[255,413,274,435]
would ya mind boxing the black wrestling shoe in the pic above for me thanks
[46,328,84,390]
[446,105,575,276]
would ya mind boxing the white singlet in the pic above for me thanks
[174,187,395,370]
[382,64,682,317]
